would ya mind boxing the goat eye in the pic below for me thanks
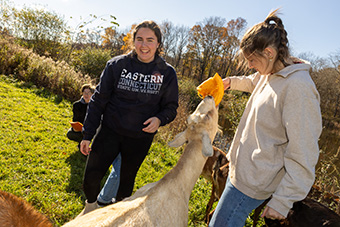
[204,111,213,120]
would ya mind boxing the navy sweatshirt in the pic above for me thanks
[72,97,88,124]
[83,53,179,140]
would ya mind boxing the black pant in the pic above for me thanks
[83,126,154,203]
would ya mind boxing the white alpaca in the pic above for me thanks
[62,96,219,227]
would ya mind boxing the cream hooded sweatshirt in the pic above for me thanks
[227,60,322,217]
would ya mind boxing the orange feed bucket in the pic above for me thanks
[70,122,83,132]
[197,73,224,106]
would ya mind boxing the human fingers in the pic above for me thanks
[261,207,269,218]
[142,121,156,133]
[264,207,285,220]
[80,140,91,156]
[222,78,231,90]
[142,117,160,133]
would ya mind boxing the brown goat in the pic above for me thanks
[201,146,228,223]
[264,197,340,227]
[0,190,53,227]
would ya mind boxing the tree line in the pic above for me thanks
[1,0,340,123]
[0,0,247,82]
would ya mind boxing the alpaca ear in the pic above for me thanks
[168,130,187,147]
[201,132,213,157]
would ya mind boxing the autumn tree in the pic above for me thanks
[186,16,246,82]
[171,25,190,69]
[186,17,226,81]
[160,21,176,61]
[326,51,340,118]
[0,0,12,33]
[298,52,328,72]
[218,17,247,77]
[120,24,136,54]
[300,51,340,122]
[329,50,340,76]
[314,67,340,120]
[101,27,125,56]
[11,7,69,60]
[160,21,189,71]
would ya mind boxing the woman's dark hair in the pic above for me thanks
[130,20,163,56]
[81,84,95,94]
[238,9,290,68]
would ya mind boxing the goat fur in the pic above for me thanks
[62,96,219,227]
[200,146,228,223]
[264,197,340,227]
[0,190,53,227]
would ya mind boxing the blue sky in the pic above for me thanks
[12,0,339,59]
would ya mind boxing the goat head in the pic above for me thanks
[168,96,218,158]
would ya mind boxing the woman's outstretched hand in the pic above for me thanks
[222,78,231,90]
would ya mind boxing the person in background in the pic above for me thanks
[209,9,322,227]
[67,84,121,206]
[66,84,94,147]
[78,20,179,216]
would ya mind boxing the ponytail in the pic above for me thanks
[264,10,290,66]
[239,8,290,67]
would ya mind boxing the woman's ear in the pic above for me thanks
[264,47,276,59]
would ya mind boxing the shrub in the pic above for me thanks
[71,47,111,81]
[0,34,93,101]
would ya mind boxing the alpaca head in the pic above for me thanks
[168,96,219,157]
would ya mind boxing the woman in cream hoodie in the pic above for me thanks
[209,9,322,227]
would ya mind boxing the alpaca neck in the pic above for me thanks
[161,140,207,201]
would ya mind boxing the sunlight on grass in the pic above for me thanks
[0,74,222,226]
[0,75,85,225]
[2,74,333,227]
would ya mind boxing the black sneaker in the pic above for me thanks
[97,200,114,207]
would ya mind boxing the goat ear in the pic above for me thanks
[168,130,187,147]
[187,115,197,124]
[202,132,213,157]
[188,113,205,124]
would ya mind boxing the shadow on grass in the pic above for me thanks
[64,148,112,201]
[65,149,87,199]
[14,79,65,104]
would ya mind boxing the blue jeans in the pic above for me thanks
[97,153,121,204]
[209,177,266,227]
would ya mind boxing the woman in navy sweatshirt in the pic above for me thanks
[78,20,179,216]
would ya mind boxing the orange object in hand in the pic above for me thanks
[197,73,224,106]
[70,122,83,132]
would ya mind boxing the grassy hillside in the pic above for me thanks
[2,71,340,226]
[1,27,339,227]
[1,74,243,226]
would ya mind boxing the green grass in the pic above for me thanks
[0,74,264,226]
[0,74,207,226]
[0,75,84,225]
